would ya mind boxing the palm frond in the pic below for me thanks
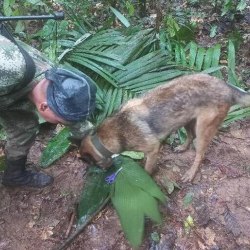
[173,41,222,76]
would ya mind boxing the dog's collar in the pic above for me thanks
[90,133,113,159]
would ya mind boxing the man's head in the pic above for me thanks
[30,68,97,124]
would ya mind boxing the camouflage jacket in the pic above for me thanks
[0,34,53,109]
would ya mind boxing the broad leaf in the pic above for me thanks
[78,167,111,225]
[111,156,166,247]
[113,156,167,203]
[40,127,71,168]
[112,176,144,247]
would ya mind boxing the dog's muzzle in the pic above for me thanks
[96,157,113,168]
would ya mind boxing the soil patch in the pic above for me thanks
[0,119,249,250]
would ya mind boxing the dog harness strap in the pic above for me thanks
[91,133,113,158]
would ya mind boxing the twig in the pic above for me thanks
[64,212,75,239]
[54,196,110,250]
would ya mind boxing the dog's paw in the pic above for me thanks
[181,169,196,183]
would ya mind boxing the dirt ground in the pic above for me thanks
[0,118,250,250]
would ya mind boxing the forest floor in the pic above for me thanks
[0,120,250,250]
[0,2,250,250]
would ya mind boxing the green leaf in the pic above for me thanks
[161,176,180,194]
[111,159,165,247]
[112,178,144,247]
[201,66,225,74]
[121,151,145,160]
[195,47,206,71]
[77,52,126,70]
[120,70,183,89]
[40,127,71,168]
[211,44,221,66]
[228,68,240,87]
[67,56,118,87]
[175,44,181,64]
[98,86,117,120]
[227,40,240,86]
[228,40,235,72]
[183,192,194,207]
[180,45,187,66]
[114,156,167,203]
[106,87,119,116]
[203,47,214,69]
[114,51,166,81]
[184,215,195,234]
[177,127,187,145]
[3,0,13,16]
[78,167,111,225]
[224,106,250,126]
[237,0,247,11]
[211,44,222,77]
[189,42,198,69]
[110,7,131,27]
[151,232,160,243]
[210,25,217,38]
[26,0,45,4]
[138,190,162,224]
[15,20,25,33]
[0,128,7,140]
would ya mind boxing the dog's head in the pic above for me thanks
[79,134,113,169]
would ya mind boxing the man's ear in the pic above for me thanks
[39,102,49,112]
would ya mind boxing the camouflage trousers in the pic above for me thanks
[0,105,39,161]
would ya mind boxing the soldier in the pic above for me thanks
[0,32,97,188]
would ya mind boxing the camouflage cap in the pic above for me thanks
[46,68,97,122]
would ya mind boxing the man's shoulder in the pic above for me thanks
[0,34,26,96]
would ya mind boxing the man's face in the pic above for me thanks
[32,78,70,125]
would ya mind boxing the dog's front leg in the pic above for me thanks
[182,153,203,182]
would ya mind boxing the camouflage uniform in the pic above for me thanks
[0,34,92,161]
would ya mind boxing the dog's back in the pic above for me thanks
[119,74,233,138]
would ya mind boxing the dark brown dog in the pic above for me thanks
[79,73,250,182]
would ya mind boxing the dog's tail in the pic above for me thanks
[230,84,250,107]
